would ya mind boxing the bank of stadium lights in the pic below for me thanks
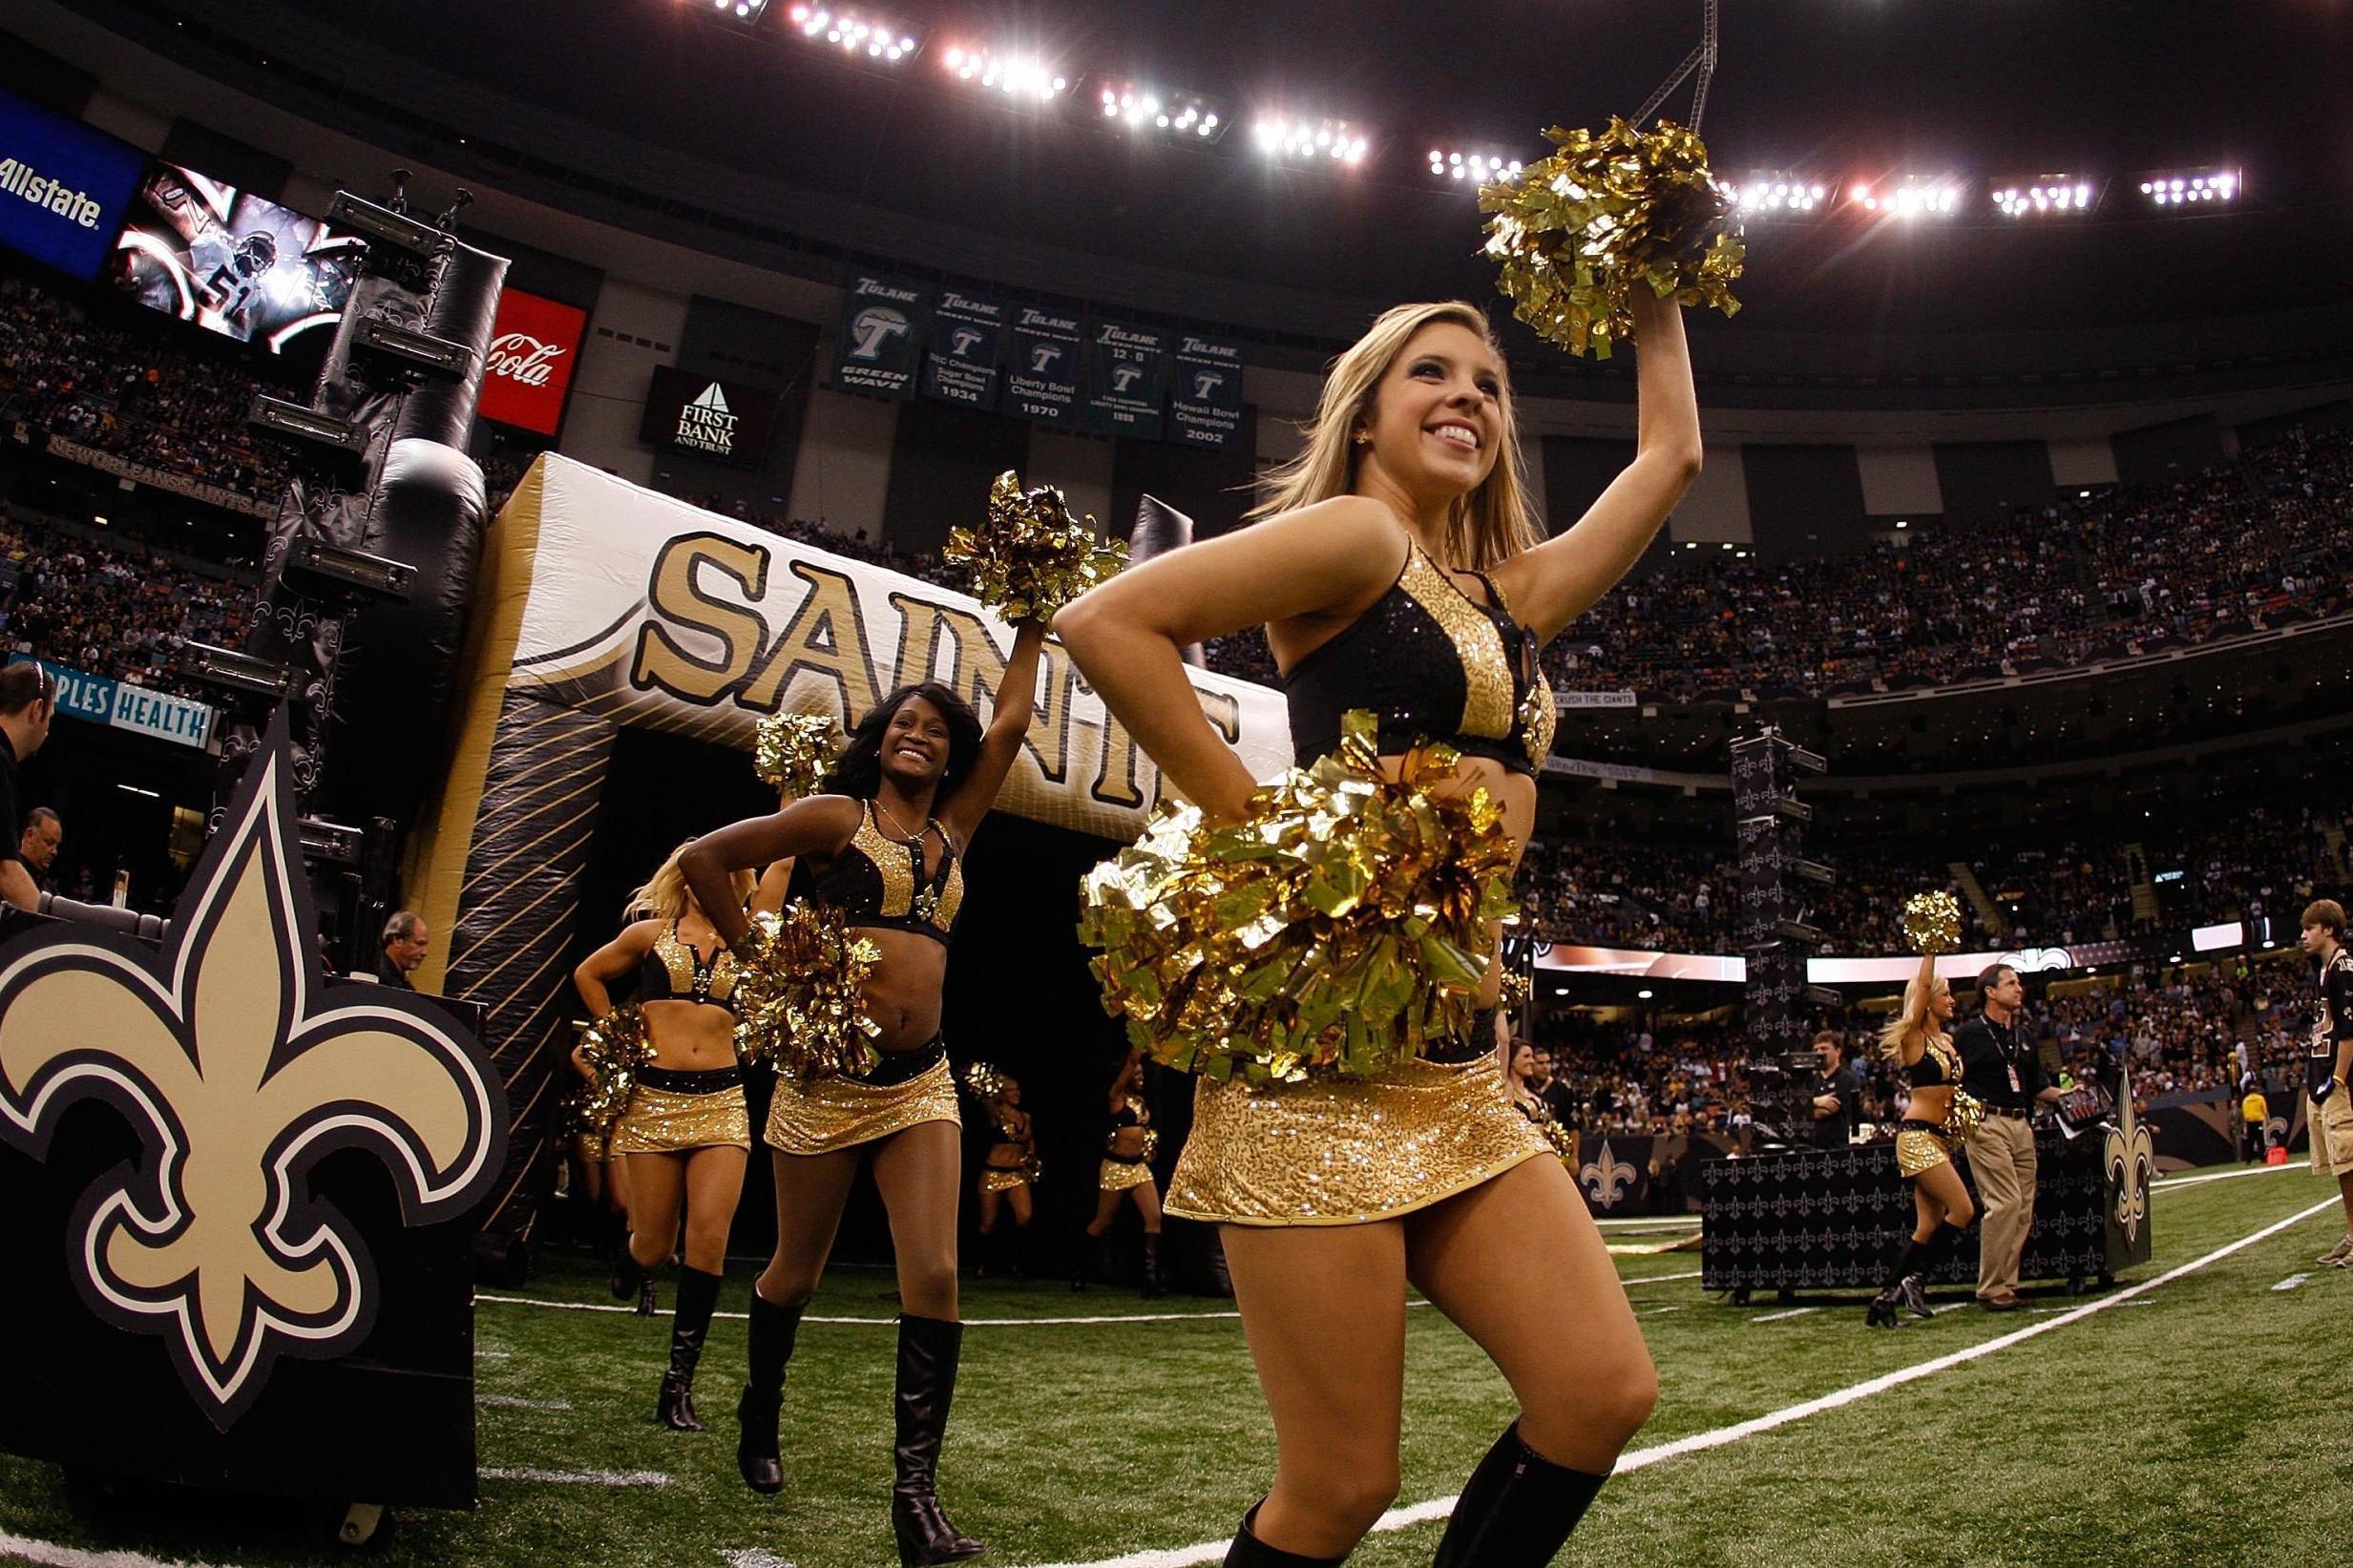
[1100,84,1225,141]
[714,0,771,21]
[1255,115,1369,165]
[1992,176,2098,218]
[1850,177,1964,219]
[1425,148,1523,188]
[941,45,1065,100]
[2137,168,2239,209]
[784,7,917,62]
[1725,172,1828,218]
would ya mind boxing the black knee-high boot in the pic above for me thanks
[1223,1500,1346,1566]
[611,1244,659,1316]
[892,1314,983,1566]
[1900,1222,1965,1318]
[1141,1233,1165,1298]
[1429,1423,1610,1568]
[736,1289,805,1495]
[1868,1235,1930,1328]
[658,1265,721,1432]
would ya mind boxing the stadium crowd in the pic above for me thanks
[0,514,255,702]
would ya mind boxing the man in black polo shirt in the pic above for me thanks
[1809,1029,1862,1149]
[1957,963,2066,1310]
[0,663,57,914]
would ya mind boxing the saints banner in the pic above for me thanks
[1082,319,1167,440]
[1006,304,1084,426]
[1170,332,1245,450]
[830,273,928,400]
[923,286,1007,410]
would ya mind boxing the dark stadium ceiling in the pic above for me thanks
[77,1,2353,352]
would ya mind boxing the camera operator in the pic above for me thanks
[1810,1029,1861,1149]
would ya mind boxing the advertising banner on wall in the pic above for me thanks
[922,286,1007,410]
[1169,332,1245,450]
[638,366,781,467]
[103,162,362,354]
[0,87,147,281]
[8,655,215,748]
[1004,304,1084,426]
[477,286,588,437]
[830,274,927,400]
[1082,319,1167,440]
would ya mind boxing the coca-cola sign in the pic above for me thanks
[477,287,588,436]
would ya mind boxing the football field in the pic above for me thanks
[3,1163,2346,1568]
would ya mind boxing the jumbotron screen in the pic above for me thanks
[101,162,362,353]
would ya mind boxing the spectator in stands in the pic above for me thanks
[377,909,430,990]
[18,805,60,892]
[0,662,54,912]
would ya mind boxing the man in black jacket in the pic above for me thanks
[1957,964,2067,1310]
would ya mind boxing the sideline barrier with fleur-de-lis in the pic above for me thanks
[0,708,508,1508]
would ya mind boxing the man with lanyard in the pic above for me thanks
[2299,901,2353,1268]
[1809,1029,1861,1150]
[1956,964,2067,1311]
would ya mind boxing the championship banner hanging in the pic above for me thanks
[831,273,928,400]
[1082,319,1168,439]
[478,285,588,437]
[1169,332,1245,450]
[923,286,1007,410]
[0,707,505,1503]
[1006,304,1084,425]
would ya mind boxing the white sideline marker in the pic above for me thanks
[1009,1193,2342,1568]
[479,1393,573,1411]
[1752,1306,1819,1323]
[0,1532,228,1568]
[2274,1273,2312,1292]
[479,1466,672,1487]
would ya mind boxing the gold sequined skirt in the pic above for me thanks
[765,1056,960,1156]
[979,1166,1033,1194]
[1894,1122,1955,1179]
[1099,1158,1156,1193]
[607,1081,751,1155]
[1166,1053,1551,1226]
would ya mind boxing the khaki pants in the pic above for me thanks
[1965,1115,2037,1299]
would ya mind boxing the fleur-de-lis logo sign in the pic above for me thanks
[0,711,505,1429]
[1580,1138,1636,1210]
[2104,1065,2155,1244]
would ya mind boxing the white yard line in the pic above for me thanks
[2273,1273,2312,1292]
[478,1393,572,1411]
[1752,1306,1819,1323]
[478,1466,671,1487]
[0,1534,226,1568]
[2155,1162,2298,1190]
[1009,1193,2341,1568]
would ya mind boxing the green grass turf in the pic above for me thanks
[3,1167,2347,1566]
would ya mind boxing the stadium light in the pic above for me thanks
[1724,170,1829,218]
[1991,174,2100,219]
[785,6,919,63]
[1426,146,1524,189]
[1849,176,1964,219]
[713,0,773,23]
[942,44,1065,101]
[1099,82,1226,141]
[1254,115,1369,166]
[2135,167,2241,209]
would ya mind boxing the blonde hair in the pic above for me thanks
[1878,972,1951,1062]
[1248,300,1545,571]
[626,839,754,923]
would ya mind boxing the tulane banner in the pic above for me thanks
[923,286,1007,410]
[1082,319,1168,440]
[830,273,928,400]
[1006,304,1084,426]
[1170,332,1245,450]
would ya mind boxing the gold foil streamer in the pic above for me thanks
[1943,1088,1988,1139]
[958,1058,1010,1105]
[1901,890,1964,954]
[1480,116,1745,358]
[1500,969,1532,1013]
[1077,709,1521,1085]
[573,1004,652,1139]
[754,711,844,799]
[731,903,884,1080]
[945,470,1128,622]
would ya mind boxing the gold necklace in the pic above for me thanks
[872,797,927,843]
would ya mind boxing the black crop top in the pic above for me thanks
[1908,1035,1961,1089]
[639,922,740,1013]
[1283,542,1556,775]
[788,800,965,944]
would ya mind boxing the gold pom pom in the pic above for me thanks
[1480,116,1745,358]
[1499,968,1533,1013]
[1901,890,1964,954]
[572,1004,652,1139]
[958,1059,1009,1104]
[1078,709,1522,1085]
[1943,1089,1987,1139]
[731,903,884,1080]
[754,711,844,798]
[945,470,1128,623]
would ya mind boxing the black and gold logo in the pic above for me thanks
[0,714,505,1428]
